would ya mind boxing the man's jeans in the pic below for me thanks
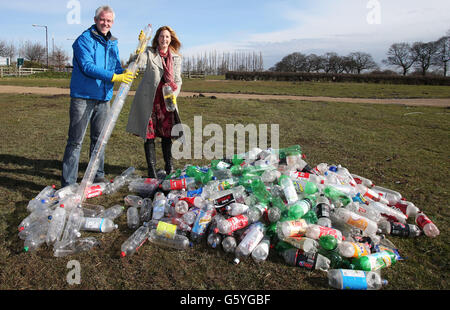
[61,98,110,187]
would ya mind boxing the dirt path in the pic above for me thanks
[0,85,449,107]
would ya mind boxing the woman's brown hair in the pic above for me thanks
[152,26,181,54]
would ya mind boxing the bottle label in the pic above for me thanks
[415,213,432,229]
[83,217,103,231]
[350,242,369,258]
[156,221,177,239]
[214,193,235,207]
[227,215,249,232]
[389,222,411,237]
[285,220,308,237]
[86,185,104,199]
[317,226,340,240]
[367,251,393,270]
[192,210,213,235]
[340,270,368,290]
[170,179,187,190]
[346,214,369,231]
[294,249,316,270]
[316,203,331,218]
[292,180,305,193]
[290,171,310,179]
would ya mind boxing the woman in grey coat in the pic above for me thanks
[126,26,182,178]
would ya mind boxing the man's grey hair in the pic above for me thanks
[94,6,115,20]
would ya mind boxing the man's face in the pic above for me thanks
[94,11,114,35]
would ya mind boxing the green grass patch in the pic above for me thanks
[0,93,448,290]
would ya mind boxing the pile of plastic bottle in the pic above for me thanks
[18,145,440,290]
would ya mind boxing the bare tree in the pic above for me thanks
[0,40,16,60]
[50,46,69,70]
[433,32,450,76]
[21,40,46,63]
[272,52,307,72]
[306,54,325,73]
[348,52,378,74]
[383,43,416,76]
[411,41,439,76]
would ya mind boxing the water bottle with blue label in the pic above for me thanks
[327,269,388,290]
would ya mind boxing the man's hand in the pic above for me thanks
[111,69,137,84]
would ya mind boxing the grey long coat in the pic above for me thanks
[126,47,183,140]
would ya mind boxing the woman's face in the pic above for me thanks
[158,29,172,52]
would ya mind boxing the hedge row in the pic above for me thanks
[225,71,450,86]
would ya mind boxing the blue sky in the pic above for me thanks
[1,0,449,70]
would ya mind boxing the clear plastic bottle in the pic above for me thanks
[251,235,271,263]
[276,219,308,240]
[372,185,402,205]
[175,200,189,215]
[215,213,254,235]
[54,183,79,201]
[327,269,388,290]
[222,235,237,253]
[27,185,56,210]
[283,235,318,253]
[337,241,371,258]
[19,217,50,241]
[345,201,381,223]
[85,182,108,199]
[56,207,84,249]
[18,207,53,232]
[281,248,331,271]
[207,232,222,249]
[306,224,343,242]
[179,196,207,209]
[46,204,68,246]
[351,174,374,188]
[124,195,144,208]
[234,222,265,264]
[23,223,49,252]
[331,207,378,236]
[120,225,150,257]
[100,204,125,220]
[161,177,197,191]
[54,237,100,257]
[415,212,440,238]
[366,200,407,223]
[81,203,106,218]
[140,198,153,222]
[279,175,299,205]
[152,196,166,220]
[390,200,419,218]
[357,184,389,205]
[148,229,191,250]
[128,177,160,196]
[162,84,176,112]
[127,206,140,230]
[81,217,118,233]
[225,203,249,216]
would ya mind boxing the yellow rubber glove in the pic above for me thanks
[111,70,136,84]
[135,30,146,54]
[164,94,177,108]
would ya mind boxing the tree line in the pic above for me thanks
[0,39,69,70]
[181,50,264,75]
[270,29,449,77]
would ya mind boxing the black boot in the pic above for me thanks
[144,139,157,178]
[161,137,174,175]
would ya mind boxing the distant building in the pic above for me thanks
[0,56,10,66]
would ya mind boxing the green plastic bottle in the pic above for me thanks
[323,185,352,206]
[250,178,273,205]
[319,235,338,251]
[351,250,397,271]
[186,166,213,184]
[287,198,313,220]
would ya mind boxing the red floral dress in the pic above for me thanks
[146,56,174,139]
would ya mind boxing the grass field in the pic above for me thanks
[1,74,450,99]
[0,85,448,291]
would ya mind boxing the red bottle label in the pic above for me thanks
[415,213,432,229]
[214,193,235,207]
[294,249,315,270]
[170,179,186,190]
[227,215,249,232]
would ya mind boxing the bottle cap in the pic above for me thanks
[233,258,240,265]
[120,251,126,257]
[24,246,29,252]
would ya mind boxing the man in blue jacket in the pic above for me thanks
[61,5,134,187]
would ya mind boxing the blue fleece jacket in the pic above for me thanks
[70,25,124,101]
